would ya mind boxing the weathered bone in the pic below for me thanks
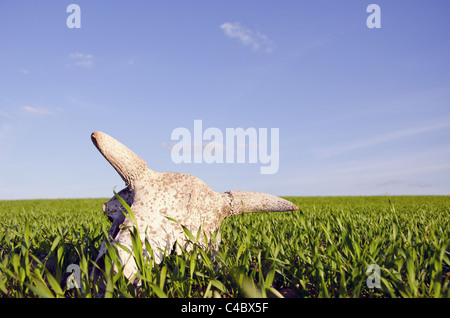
[227,191,299,214]
[91,131,298,283]
[91,131,148,190]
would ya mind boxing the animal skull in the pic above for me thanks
[91,131,298,283]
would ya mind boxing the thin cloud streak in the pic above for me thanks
[20,105,58,115]
[279,144,450,196]
[220,22,276,53]
[315,120,450,158]
[67,53,94,68]
[0,110,14,119]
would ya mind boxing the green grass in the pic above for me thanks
[0,195,449,298]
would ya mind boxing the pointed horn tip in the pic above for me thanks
[91,131,100,139]
[274,199,298,212]
[91,131,103,147]
[91,131,114,151]
[227,191,299,213]
[91,130,106,141]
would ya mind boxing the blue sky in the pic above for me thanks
[1,1,449,200]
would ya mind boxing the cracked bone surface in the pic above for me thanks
[91,131,298,282]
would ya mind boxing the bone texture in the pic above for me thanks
[91,131,148,190]
[91,131,298,283]
[227,191,299,214]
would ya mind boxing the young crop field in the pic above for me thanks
[0,196,449,298]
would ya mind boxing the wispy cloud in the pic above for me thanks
[67,53,94,67]
[374,180,437,188]
[159,141,226,154]
[0,110,14,119]
[332,151,450,180]
[220,22,276,53]
[158,142,176,151]
[20,105,55,115]
[281,143,450,196]
[407,181,439,188]
[316,119,450,158]
[374,180,404,188]
[291,30,343,57]
[0,123,14,142]
[19,68,30,74]
[294,40,328,56]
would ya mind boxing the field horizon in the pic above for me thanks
[1,193,448,203]
[0,195,449,298]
